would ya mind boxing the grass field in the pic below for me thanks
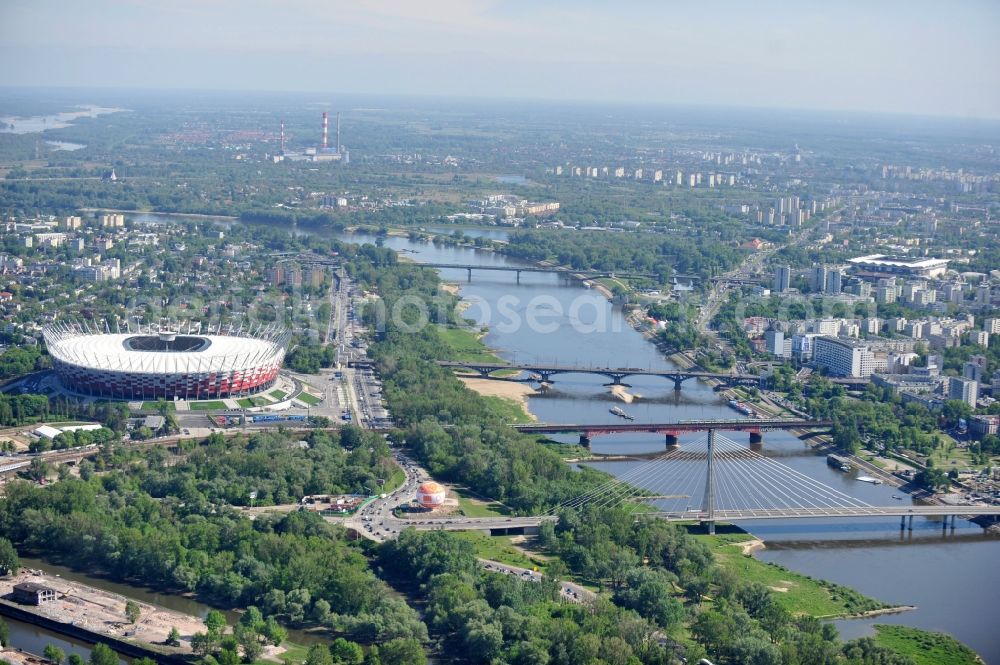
[189,401,228,411]
[437,326,501,363]
[384,468,406,493]
[269,389,288,400]
[702,533,893,618]
[453,531,547,571]
[139,402,176,411]
[297,392,322,405]
[236,396,271,408]
[873,625,980,665]
[481,395,533,424]
[452,487,510,517]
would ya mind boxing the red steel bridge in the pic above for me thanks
[513,418,832,446]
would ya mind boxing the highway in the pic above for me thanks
[340,451,592,602]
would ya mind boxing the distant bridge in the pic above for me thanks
[412,262,659,283]
[437,360,760,389]
[513,418,831,446]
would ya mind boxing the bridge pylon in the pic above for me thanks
[702,429,717,535]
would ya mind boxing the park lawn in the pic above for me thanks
[451,487,509,517]
[237,397,272,408]
[873,625,980,665]
[437,326,502,364]
[297,392,322,406]
[706,537,892,618]
[269,389,288,400]
[140,402,176,411]
[190,401,228,411]
[454,531,546,571]
[926,438,990,471]
[481,395,533,424]
[384,467,406,493]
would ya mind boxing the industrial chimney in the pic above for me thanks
[322,112,329,150]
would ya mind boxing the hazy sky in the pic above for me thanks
[2,0,999,118]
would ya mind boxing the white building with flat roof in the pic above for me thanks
[848,254,948,278]
[813,336,876,378]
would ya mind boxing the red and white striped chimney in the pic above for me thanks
[322,112,329,150]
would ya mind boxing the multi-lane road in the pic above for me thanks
[340,451,593,602]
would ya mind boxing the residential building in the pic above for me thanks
[948,376,978,409]
[773,265,791,293]
[813,337,876,377]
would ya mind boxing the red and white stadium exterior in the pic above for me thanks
[43,322,290,400]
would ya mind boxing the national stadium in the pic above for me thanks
[42,321,290,400]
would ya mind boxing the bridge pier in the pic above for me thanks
[467,267,472,282]
[908,515,913,531]
[673,378,683,391]
[579,434,591,448]
[516,270,521,284]
[749,431,763,445]
[665,433,679,448]
[900,515,905,530]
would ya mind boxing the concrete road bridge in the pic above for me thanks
[437,360,761,389]
[412,262,659,283]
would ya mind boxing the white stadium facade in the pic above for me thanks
[42,321,290,400]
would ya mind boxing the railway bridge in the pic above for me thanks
[513,418,831,447]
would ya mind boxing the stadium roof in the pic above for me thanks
[45,331,285,374]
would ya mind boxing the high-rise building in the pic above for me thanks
[948,376,978,409]
[813,337,875,377]
[773,265,791,293]
[810,265,828,292]
[764,327,785,357]
[825,270,842,294]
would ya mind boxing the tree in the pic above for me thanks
[376,638,425,665]
[68,656,84,665]
[166,626,181,647]
[236,625,263,663]
[125,600,141,624]
[205,609,228,634]
[44,644,66,664]
[0,537,16,576]
[0,619,8,648]
[262,616,287,647]
[88,644,118,665]
[329,638,364,665]
[304,644,333,665]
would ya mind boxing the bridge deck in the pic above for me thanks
[436,360,758,382]
[513,419,832,434]
[398,504,1000,532]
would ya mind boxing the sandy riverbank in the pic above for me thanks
[441,283,460,296]
[610,385,640,403]
[460,378,537,421]
[735,538,766,555]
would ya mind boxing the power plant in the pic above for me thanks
[274,111,349,164]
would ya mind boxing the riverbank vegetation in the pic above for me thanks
[707,536,892,618]
[0,429,428,653]
[872,625,980,665]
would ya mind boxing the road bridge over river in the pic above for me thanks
[411,262,659,283]
[437,360,761,389]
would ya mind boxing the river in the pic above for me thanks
[126,213,1000,661]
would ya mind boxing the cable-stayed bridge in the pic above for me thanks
[549,431,1000,534]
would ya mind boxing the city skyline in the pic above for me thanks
[1,0,998,120]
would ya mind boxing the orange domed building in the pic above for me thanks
[416,481,447,508]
